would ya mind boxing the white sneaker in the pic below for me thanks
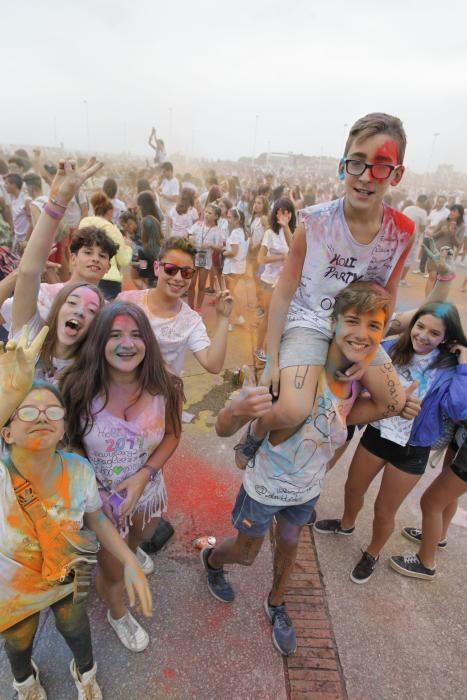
[411,269,421,274]
[136,546,155,575]
[13,660,47,700]
[107,609,149,652]
[70,659,102,699]
[233,316,246,326]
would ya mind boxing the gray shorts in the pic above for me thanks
[279,326,390,370]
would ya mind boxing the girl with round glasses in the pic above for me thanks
[0,332,151,699]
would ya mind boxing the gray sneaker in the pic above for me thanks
[200,547,235,603]
[350,551,379,584]
[314,518,355,535]
[401,527,447,549]
[264,597,297,656]
[389,552,436,581]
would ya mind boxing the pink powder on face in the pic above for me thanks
[67,287,100,312]
[111,315,139,333]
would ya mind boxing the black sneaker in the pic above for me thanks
[314,518,355,536]
[200,547,235,603]
[233,421,263,470]
[264,597,297,656]
[389,552,436,581]
[401,527,447,550]
[350,551,379,584]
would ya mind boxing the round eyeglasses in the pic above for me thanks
[344,159,401,181]
[12,405,66,422]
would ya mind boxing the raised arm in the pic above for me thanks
[12,158,103,335]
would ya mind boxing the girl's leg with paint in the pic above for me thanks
[2,613,40,683]
[51,594,94,676]
[208,531,264,569]
[270,517,301,605]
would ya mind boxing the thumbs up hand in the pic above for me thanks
[230,365,273,419]
[399,380,422,420]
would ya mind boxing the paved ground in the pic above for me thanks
[1,268,466,699]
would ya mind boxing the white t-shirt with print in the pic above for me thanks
[117,289,210,376]
[243,372,356,506]
[286,198,413,338]
[189,223,220,270]
[260,228,289,286]
[250,217,266,249]
[223,228,248,275]
[372,348,439,446]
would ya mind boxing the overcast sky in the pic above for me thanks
[1,0,467,173]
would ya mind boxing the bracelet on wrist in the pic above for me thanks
[49,197,68,210]
[436,273,456,282]
[141,464,159,482]
[43,203,64,221]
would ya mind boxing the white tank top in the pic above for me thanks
[285,198,413,337]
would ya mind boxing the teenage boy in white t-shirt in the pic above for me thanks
[118,237,233,376]
[235,112,415,468]
[201,281,401,656]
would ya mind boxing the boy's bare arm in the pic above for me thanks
[347,362,405,425]
[216,386,272,437]
[384,234,415,322]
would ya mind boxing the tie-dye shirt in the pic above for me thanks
[285,198,413,338]
[243,372,357,506]
[0,451,101,632]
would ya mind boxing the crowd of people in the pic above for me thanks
[0,112,466,698]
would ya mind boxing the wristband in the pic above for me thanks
[436,273,456,282]
[141,464,159,482]
[43,204,64,220]
[49,197,68,210]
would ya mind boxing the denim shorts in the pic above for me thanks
[279,326,390,369]
[231,484,319,538]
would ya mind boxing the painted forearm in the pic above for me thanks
[143,431,180,473]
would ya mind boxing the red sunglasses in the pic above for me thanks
[159,262,195,280]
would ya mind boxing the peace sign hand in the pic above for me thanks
[0,325,48,395]
[49,157,104,206]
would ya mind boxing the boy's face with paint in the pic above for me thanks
[333,306,386,365]
[341,133,404,213]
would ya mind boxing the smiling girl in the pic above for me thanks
[61,302,183,652]
[315,301,467,584]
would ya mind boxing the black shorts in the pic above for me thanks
[360,425,430,476]
[451,440,467,483]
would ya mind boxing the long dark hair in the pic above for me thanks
[137,191,163,222]
[270,197,297,234]
[60,302,183,447]
[389,302,467,369]
[141,215,162,259]
[41,282,105,377]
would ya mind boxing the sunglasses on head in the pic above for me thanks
[160,262,195,279]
